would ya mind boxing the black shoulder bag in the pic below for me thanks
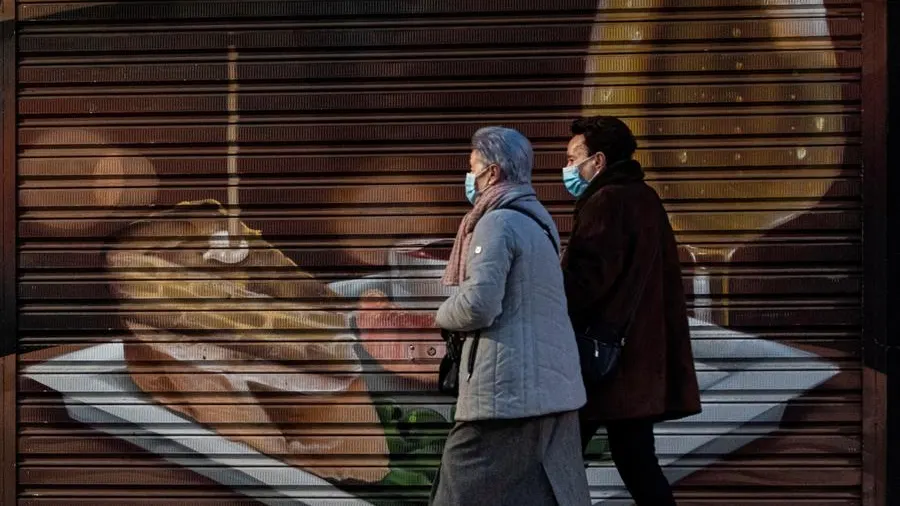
[438,329,478,396]
[574,236,659,390]
[437,202,558,396]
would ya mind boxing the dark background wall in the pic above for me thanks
[886,0,899,504]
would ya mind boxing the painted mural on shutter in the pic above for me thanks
[13,1,862,505]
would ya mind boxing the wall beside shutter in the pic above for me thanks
[13,1,867,505]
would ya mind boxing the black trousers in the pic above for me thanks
[580,415,677,506]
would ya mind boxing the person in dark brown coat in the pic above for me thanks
[560,116,702,506]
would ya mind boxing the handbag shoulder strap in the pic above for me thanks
[502,204,560,256]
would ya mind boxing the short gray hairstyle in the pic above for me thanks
[471,126,533,184]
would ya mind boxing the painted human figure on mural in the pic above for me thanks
[16,0,854,504]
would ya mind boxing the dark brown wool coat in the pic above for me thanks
[562,160,701,422]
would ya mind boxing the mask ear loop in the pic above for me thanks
[581,153,604,182]
[475,164,498,189]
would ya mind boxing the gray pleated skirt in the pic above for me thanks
[429,410,591,506]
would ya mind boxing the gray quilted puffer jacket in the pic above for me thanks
[435,187,586,421]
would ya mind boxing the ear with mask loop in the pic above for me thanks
[464,165,494,205]
[562,155,598,198]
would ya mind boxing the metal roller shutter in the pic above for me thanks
[14,1,864,505]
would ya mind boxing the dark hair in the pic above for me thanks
[570,116,637,164]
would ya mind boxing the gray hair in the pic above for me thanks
[471,126,533,184]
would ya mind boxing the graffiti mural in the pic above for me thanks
[11,0,862,504]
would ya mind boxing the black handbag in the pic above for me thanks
[575,321,625,389]
[574,235,659,390]
[438,329,479,396]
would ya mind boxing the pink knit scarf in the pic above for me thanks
[442,182,521,286]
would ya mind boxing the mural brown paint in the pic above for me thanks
[8,1,866,505]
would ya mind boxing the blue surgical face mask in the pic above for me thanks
[562,158,593,198]
[465,168,489,205]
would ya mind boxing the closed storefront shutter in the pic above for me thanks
[13,1,865,505]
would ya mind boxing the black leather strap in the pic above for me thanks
[466,330,481,381]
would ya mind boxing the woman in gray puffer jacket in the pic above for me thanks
[429,126,590,506]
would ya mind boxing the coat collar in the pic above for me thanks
[574,159,645,215]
